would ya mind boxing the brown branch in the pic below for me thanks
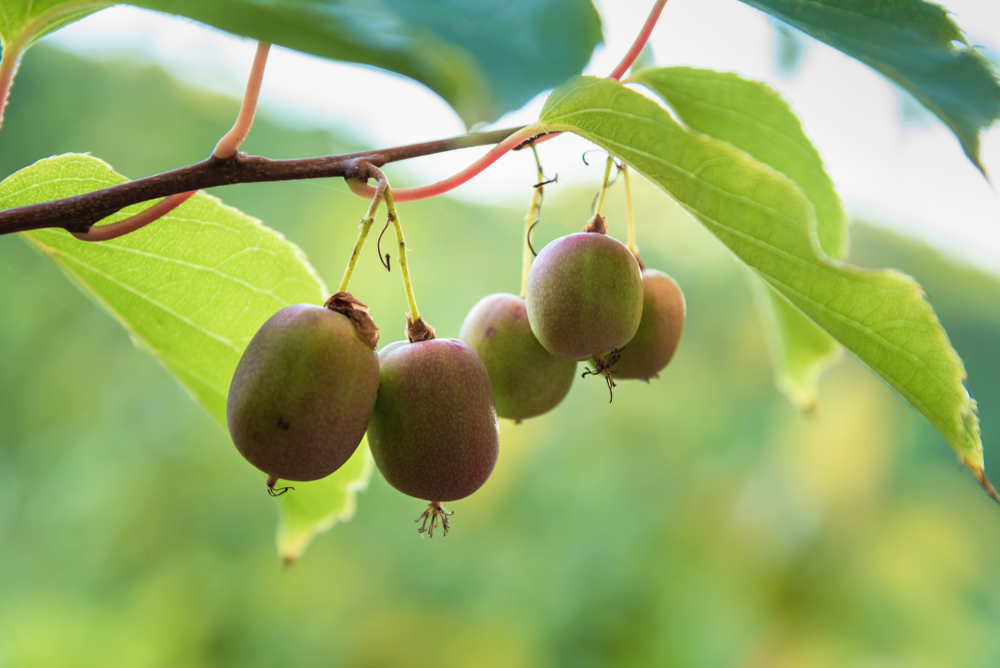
[0,125,526,236]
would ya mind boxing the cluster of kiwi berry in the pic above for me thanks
[226,209,684,537]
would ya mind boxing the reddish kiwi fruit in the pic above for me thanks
[367,338,499,504]
[525,231,643,361]
[614,269,686,380]
[459,293,576,420]
[226,298,379,483]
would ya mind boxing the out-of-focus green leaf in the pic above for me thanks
[738,0,1000,174]
[0,0,108,49]
[276,443,372,565]
[632,66,848,410]
[128,0,602,127]
[538,76,988,487]
[748,273,842,410]
[0,153,371,560]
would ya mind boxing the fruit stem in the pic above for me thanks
[594,154,615,218]
[338,180,386,292]
[520,144,546,299]
[623,164,638,256]
[383,186,422,323]
[213,41,271,159]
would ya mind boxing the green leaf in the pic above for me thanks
[0,153,372,559]
[0,1,109,50]
[127,0,603,127]
[748,273,842,411]
[275,443,372,565]
[738,0,1000,174]
[538,76,991,490]
[631,66,849,409]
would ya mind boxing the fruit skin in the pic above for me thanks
[459,293,576,421]
[227,304,380,482]
[367,338,499,502]
[526,232,643,361]
[613,269,686,380]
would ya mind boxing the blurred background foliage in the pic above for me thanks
[1,45,999,667]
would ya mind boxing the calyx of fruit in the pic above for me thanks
[525,231,643,361]
[367,337,500,509]
[459,293,576,420]
[226,296,380,483]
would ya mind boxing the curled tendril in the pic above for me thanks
[377,218,392,272]
[526,219,540,257]
[581,149,610,166]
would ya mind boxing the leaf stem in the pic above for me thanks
[71,191,197,241]
[337,178,385,292]
[623,164,637,255]
[520,144,545,299]
[0,41,24,133]
[609,0,668,80]
[594,154,615,218]
[346,124,544,203]
[213,41,271,159]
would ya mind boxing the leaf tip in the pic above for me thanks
[969,464,1000,506]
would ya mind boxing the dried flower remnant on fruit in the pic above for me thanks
[324,291,379,349]
[582,213,607,234]
[416,502,454,537]
[581,348,622,402]
[405,313,437,342]
[266,474,294,497]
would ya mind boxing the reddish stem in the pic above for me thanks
[214,42,271,158]
[72,191,197,241]
[354,0,669,203]
[347,125,542,202]
[0,44,23,132]
[609,0,668,81]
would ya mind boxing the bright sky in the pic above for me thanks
[46,0,1000,276]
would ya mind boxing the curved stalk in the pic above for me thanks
[594,154,615,218]
[520,144,546,299]
[623,164,637,255]
[382,187,421,322]
[337,179,386,292]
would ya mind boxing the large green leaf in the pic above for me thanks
[0,153,371,561]
[127,0,602,127]
[632,66,847,410]
[738,0,1000,174]
[0,0,108,49]
[538,76,988,488]
[1,0,600,127]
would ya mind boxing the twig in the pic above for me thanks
[0,126,526,236]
